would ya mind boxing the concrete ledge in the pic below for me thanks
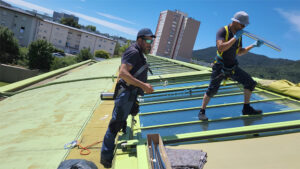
[0,64,40,83]
[0,60,94,93]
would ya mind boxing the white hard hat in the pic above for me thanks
[231,11,249,26]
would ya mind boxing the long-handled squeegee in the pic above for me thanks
[243,31,281,52]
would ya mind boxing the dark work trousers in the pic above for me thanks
[206,63,256,97]
[101,88,137,162]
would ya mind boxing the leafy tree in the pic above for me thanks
[28,40,54,70]
[17,47,29,67]
[77,48,94,62]
[50,56,77,70]
[85,25,96,32]
[114,42,120,55]
[95,50,110,59]
[60,18,80,29]
[119,40,131,55]
[53,48,65,54]
[0,26,20,64]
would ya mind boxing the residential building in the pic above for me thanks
[151,10,200,62]
[26,9,53,21]
[0,5,39,47]
[0,0,11,7]
[36,20,117,56]
[53,11,79,23]
[0,5,116,56]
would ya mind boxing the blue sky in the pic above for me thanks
[4,0,300,61]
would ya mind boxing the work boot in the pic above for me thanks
[198,109,208,121]
[242,106,262,115]
[100,158,112,168]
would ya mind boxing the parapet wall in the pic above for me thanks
[0,64,39,83]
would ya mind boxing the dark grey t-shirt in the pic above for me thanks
[121,43,148,94]
[216,25,242,67]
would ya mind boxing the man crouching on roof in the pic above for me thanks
[198,11,263,121]
[100,28,155,168]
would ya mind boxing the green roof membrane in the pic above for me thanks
[0,58,120,169]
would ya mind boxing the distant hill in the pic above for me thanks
[192,47,300,83]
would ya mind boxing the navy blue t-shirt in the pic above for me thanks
[216,25,242,67]
[121,43,148,83]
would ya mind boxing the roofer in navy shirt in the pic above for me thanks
[100,28,155,168]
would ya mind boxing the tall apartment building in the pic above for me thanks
[0,5,39,47]
[151,10,200,62]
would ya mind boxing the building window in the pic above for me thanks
[58,40,62,43]
[110,48,112,50]
[111,42,114,45]
[86,35,88,38]
[68,32,72,34]
[77,34,81,37]
[104,40,106,42]
[56,27,60,30]
[44,30,47,33]
[20,27,25,33]
[43,36,46,39]
[99,45,101,47]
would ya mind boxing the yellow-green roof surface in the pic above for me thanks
[0,59,119,169]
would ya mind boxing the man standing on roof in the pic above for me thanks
[100,28,155,168]
[198,11,263,121]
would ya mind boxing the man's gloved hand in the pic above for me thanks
[234,30,244,39]
[252,40,263,47]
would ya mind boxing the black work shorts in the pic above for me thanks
[206,63,257,97]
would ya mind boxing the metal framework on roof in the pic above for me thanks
[114,54,300,169]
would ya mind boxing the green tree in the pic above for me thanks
[86,25,96,32]
[95,50,110,59]
[77,48,94,62]
[119,40,131,55]
[60,18,80,29]
[50,56,77,70]
[114,42,120,55]
[17,47,29,67]
[0,26,20,64]
[28,40,54,70]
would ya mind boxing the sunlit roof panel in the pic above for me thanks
[140,92,280,113]
[140,111,300,138]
